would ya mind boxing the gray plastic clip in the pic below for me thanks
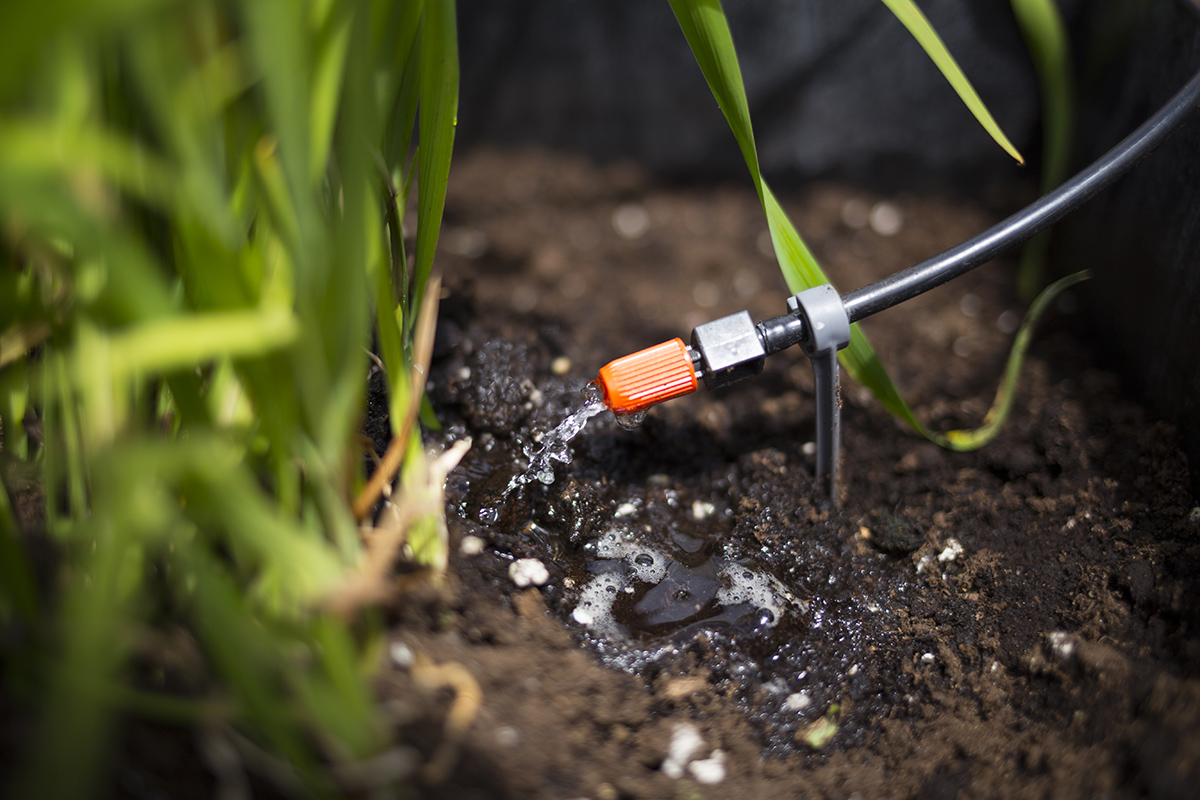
[789,285,851,503]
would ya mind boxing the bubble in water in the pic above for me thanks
[635,553,654,568]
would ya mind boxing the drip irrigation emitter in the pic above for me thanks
[595,65,1200,505]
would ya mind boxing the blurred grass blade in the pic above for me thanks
[879,0,1024,164]
[940,270,1087,449]
[411,0,458,331]
[1011,0,1074,299]
[94,307,299,383]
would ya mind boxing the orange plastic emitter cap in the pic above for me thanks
[597,338,698,414]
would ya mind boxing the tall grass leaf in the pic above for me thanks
[940,270,1087,449]
[1011,0,1074,299]
[411,0,458,329]
[669,0,1063,451]
[309,2,353,184]
[95,307,300,383]
[0,0,167,96]
[17,512,140,800]
[879,0,1024,164]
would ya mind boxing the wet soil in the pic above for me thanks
[388,147,1200,799]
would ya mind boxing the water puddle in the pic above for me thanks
[571,523,807,643]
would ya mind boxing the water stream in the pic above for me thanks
[505,381,608,494]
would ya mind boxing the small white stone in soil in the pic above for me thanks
[688,749,727,785]
[662,722,705,780]
[693,280,720,309]
[459,535,486,556]
[802,441,817,456]
[937,538,964,563]
[614,502,637,518]
[494,725,522,748]
[1049,631,1075,661]
[841,198,871,229]
[692,500,716,520]
[959,293,983,317]
[869,201,904,236]
[612,203,650,239]
[783,691,812,712]
[921,652,936,664]
[509,558,549,588]
[848,664,860,676]
[572,606,594,626]
[550,356,572,376]
[389,642,415,670]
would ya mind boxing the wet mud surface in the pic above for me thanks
[384,147,1200,800]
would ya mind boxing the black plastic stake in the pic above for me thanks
[790,286,851,503]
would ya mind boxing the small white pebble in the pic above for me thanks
[459,535,485,556]
[841,198,871,229]
[732,268,761,299]
[869,201,903,236]
[959,293,982,317]
[612,203,650,239]
[688,749,727,785]
[572,607,594,626]
[512,284,538,313]
[783,691,811,712]
[662,722,704,780]
[921,652,936,664]
[691,500,716,520]
[801,441,817,456]
[389,642,415,670]
[848,664,860,676]
[615,502,637,518]
[494,725,522,748]
[693,280,720,309]
[1049,631,1075,661]
[937,538,964,563]
[757,229,775,257]
[550,356,572,376]
[509,558,549,588]
[457,366,471,381]
[444,227,488,258]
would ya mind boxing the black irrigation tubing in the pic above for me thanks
[841,65,1200,324]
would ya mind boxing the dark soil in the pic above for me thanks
[388,147,1200,799]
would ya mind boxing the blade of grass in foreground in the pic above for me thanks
[669,0,1070,450]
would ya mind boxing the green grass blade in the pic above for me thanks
[1011,0,1074,299]
[879,0,1024,164]
[411,0,458,330]
[91,307,300,383]
[666,0,762,196]
[669,0,1066,452]
[940,270,1087,449]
